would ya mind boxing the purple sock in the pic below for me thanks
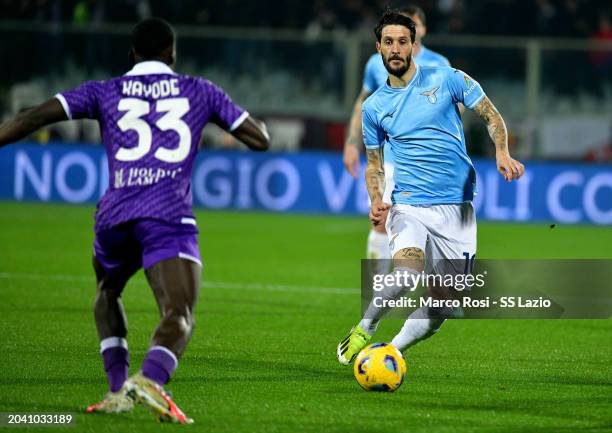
[142,346,178,386]
[100,338,129,393]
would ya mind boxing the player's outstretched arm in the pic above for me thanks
[472,96,525,182]
[343,90,371,178]
[365,147,389,226]
[231,116,270,152]
[0,98,67,148]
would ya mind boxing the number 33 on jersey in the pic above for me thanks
[116,97,190,163]
[54,61,249,231]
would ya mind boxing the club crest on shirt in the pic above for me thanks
[420,86,440,104]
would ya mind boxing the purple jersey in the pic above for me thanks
[55,61,247,231]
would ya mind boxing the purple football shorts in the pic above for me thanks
[93,218,201,277]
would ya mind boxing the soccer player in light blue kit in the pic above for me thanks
[343,5,451,269]
[338,10,525,365]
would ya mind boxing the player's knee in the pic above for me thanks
[393,247,425,272]
[162,308,194,337]
[93,288,120,314]
[176,314,193,337]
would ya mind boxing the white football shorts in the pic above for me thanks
[382,162,394,205]
[385,202,477,275]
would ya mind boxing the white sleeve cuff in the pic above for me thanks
[54,93,72,120]
[229,111,249,132]
[466,92,486,110]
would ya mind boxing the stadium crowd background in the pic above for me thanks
[2,0,610,37]
[0,0,611,160]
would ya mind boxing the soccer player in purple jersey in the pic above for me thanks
[0,18,269,423]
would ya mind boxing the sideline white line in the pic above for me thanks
[0,272,359,295]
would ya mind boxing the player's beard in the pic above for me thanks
[382,52,411,78]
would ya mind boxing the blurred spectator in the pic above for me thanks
[551,0,589,37]
[590,11,612,80]
[447,0,466,34]
[337,0,363,30]
[534,0,556,35]
[356,6,377,31]
[72,0,106,26]
[306,0,341,37]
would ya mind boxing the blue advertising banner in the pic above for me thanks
[0,143,610,224]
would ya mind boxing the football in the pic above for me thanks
[353,343,407,392]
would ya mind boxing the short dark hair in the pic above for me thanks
[397,5,426,26]
[131,17,175,59]
[374,9,416,44]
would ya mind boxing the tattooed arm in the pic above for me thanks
[472,96,525,181]
[365,147,389,225]
[472,96,508,154]
[365,147,384,202]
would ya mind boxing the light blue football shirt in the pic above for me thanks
[362,66,485,205]
[362,46,450,168]
[362,45,450,93]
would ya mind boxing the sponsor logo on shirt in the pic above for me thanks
[463,74,478,98]
[464,75,471,89]
[113,167,183,188]
[383,108,397,119]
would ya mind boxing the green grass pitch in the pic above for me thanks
[0,201,610,433]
